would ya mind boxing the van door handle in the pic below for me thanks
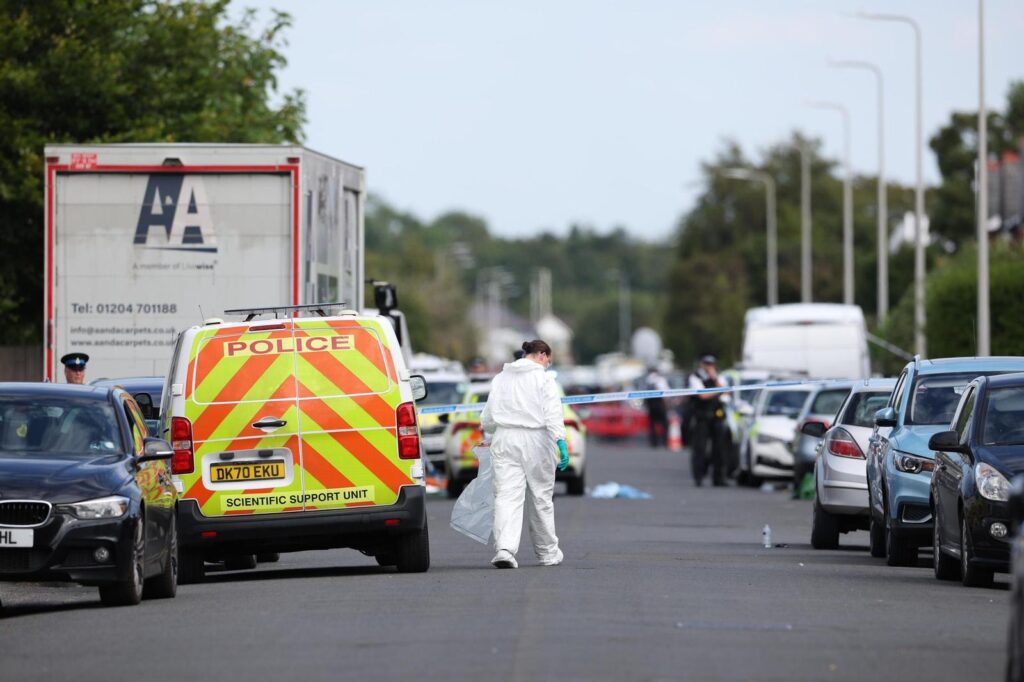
[252,418,287,430]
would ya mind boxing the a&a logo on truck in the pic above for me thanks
[133,174,218,252]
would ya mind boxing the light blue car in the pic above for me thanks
[866,356,1024,566]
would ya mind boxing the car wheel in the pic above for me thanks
[99,518,145,606]
[961,514,993,588]
[811,497,840,550]
[446,472,463,499]
[375,551,397,567]
[932,504,959,581]
[224,554,257,571]
[885,510,918,567]
[143,515,178,599]
[256,552,280,563]
[868,492,886,558]
[178,547,205,584]
[394,520,430,573]
[566,470,585,496]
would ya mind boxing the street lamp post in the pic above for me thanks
[977,0,990,356]
[799,143,812,303]
[828,59,888,321]
[721,168,778,307]
[856,11,926,356]
[807,101,854,306]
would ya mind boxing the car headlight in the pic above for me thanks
[757,433,788,446]
[975,462,1010,502]
[60,495,129,520]
[893,452,935,475]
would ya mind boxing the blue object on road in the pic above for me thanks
[589,482,653,499]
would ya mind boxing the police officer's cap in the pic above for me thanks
[699,354,717,365]
[61,352,89,370]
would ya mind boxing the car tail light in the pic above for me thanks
[564,419,580,431]
[171,416,195,474]
[397,402,420,459]
[825,427,863,459]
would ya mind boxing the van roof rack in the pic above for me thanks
[224,302,348,322]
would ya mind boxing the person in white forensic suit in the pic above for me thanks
[481,339,569,569]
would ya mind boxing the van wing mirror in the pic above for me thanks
[928,430,962,453]
[409,375,428,402]
[874,407,897,428]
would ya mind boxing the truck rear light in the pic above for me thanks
[396,402,420,459]
[170,416,195,474]
[249,322,286,332]
[825,427,863,459]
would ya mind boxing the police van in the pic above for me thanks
[158,303,430,581]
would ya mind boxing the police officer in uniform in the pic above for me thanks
[61,352,89,385]
[688,354,726,486]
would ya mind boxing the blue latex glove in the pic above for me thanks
[556,439,569,471]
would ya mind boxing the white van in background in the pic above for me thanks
[740,304,870,380]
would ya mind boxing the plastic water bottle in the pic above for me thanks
[761,524,772,548]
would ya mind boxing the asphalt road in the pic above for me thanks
[0,438,1011,682]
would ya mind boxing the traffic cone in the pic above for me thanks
[667,413,683,452]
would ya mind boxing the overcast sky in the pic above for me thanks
[241,0,1023,240]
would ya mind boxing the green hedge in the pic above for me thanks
[876,244,1024,374]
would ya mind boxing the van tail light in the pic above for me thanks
[170,416,195,474]
[396,402,420,459]
[825,427,864,459]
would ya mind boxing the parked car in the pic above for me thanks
[577,402,648,440]
[737,385,813,484]
[1007,475,1024,682]
[91,376,164,435]
[790,381,856,496]
[930,372,1024,587]
[866,356,1024,566]
[721,368,772,478]
[415,368,468,473]
[809,378,896,549]
[0,382,178,606]
[443,379,587,497]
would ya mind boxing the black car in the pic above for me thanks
[90,376,164,435]
[0,383,178,606]
[930,373,1024,587]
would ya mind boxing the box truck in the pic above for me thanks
[740,303,871,380]
[43,144,366,381]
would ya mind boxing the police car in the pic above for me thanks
[158,303,430,581]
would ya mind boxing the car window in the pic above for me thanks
[423,381,466,406]
[983,386,1024,445]
[810,388,850,418]
[890,370,908,412]
[908,373,989,426]
[124,398,149,452]
[953,387,976,441]
[0,397,123,455]
[764,390,811,417]
[841,391,893,428]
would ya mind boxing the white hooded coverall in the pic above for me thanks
[480,358,566,563]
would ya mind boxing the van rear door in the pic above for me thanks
[291,318,415,510]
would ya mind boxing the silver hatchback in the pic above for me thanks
[810,378,897,549]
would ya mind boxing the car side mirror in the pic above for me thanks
[409,375,428,402]
[928,430,963,453]
[800,421,827,438]
[874,407,897,428]
[139,437,174,462]
[738,403,754,417]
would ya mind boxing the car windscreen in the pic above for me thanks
[983,386,1024,446]
[841,391,892,428]
[809,388,850,419]
[908,373,989,425]
[764,390,810,417]
[423,381,466,406]
[0,397,123,455]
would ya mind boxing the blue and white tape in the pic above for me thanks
[417,379,823,416]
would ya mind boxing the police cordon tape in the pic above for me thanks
[417,378,846,416]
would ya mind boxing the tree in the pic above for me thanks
[0,0,306,342]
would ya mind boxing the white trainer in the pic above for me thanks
[491,550,518,569]
[538,548,563,566]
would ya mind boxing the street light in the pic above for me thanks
[855,11,926,356]
[721,167,778,307]
[828,58,888,321]
[977,0,990,356]
[806,100,854,306]
[799,142,812,303]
